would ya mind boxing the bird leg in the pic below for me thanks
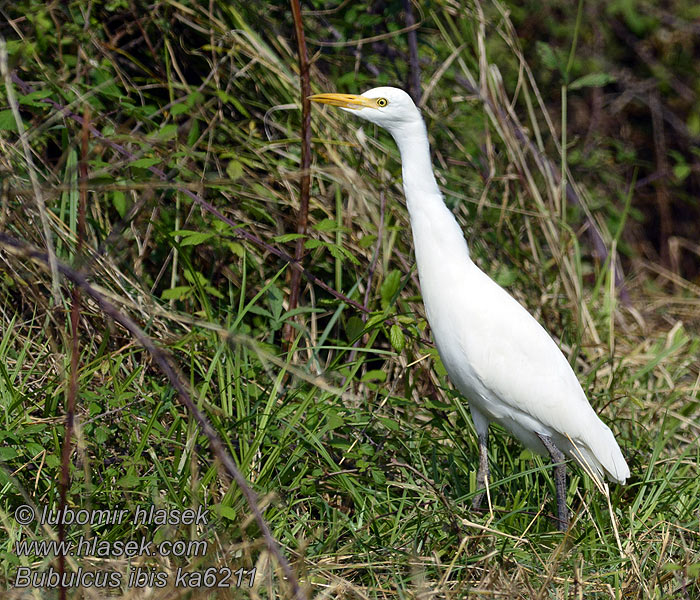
[471,432,490,510]
[537,433,569,531]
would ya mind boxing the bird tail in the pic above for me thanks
[570,423,630,485]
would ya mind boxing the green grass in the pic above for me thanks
[1,1,699,599]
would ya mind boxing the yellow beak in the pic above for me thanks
[308,93,376,110]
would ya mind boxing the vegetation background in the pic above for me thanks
[0,0,698,598]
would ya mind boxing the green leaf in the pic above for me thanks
[361,369,387,383]
[19,89,53,106]
[117,471,139,488]
[186,119,200,146]
[357,14,382,27]
[130,157,161,168]
[273,233,304,243]
[345,316,365,342]
[112,191,126,218]
[389,324,405,352]
[494,265,517,287]
[247,306,272,319]
[25,443,44,456]
[569,73,616,90]
[428,348,447,377]
[0,431,17,444]
[161,286,191,300]
[45,454,60,468]
[267,285,284,319]
[0,110,18,131]
[212,504,238,521]
[325,410,344,430]
[328,243,360,265]
[381,270,402,308]
[226,160,244,180]
[371,468,386,484]
[536,41,560,72]
[313,218,338,232]
[93,68,123,98]
[673,163,691,182]
[0,447,18,461]
[304,238,323,249]
[377,416,399,431]
[178,232,214,247]
[365,312,387,330]
[95,426,109,445]
[172,230,215,247]
[183,270,206,286]
[358,234,377,249]
[205,285,224,299]
[214,91,250,117]
[170,102,189,116]
[226,241,245,257]
[154,123,178,140]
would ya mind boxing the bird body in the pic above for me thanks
[310,86,629,528]
[423,255,628,482]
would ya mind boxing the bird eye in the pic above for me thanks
[376,98,388,107]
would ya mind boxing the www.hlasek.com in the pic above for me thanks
[13,504,255,590]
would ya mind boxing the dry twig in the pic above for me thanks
[284,0,313,352]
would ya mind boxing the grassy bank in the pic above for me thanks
[1,1,698,598]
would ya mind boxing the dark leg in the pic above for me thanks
[471,431,489,510]
[537,433,569,531]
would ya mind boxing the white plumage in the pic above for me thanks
[310,86,629,529]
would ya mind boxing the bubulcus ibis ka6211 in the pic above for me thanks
[310,86,630,530]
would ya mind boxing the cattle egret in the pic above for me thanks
[310,87,630,530]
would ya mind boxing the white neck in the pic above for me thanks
[389,119,471,263]
[393,120,441,204]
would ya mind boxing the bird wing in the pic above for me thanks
[428,260,609,452]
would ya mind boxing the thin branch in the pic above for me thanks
[284,0,313,350]
[403,0,421,104]
[649,91,673,270]
[306,20,422,47]
[57,104,90,600]
[0,232,306,600]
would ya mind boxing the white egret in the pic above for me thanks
[310,87,629,530]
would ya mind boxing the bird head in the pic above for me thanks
[309,86,421,135]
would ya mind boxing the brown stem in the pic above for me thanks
[284,0,313,352]
[649,92,672,270]
[403,0,421,104]
[58,105,90,600]
[78,107,89,255]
